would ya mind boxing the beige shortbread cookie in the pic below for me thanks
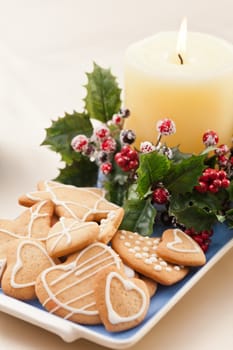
[1,239,55,300]
[18,180,119,222]
[46,217,100,258]
[35,242,122,325]
[94,266,150,332]
[98,208,124,244]
[111,230,189,286]
[157,229,206,266]
[0,200,54,247]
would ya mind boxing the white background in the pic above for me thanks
[0,1,233,349]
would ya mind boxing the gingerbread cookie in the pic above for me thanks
[0,200,54,246]
[111,230,189,285]
[46,217,99,258]
[139,275,158,298]
[157,229,206,266]
[98,208,124,244]
[94,266,150,332]
[1,239,55,300]
[35,242,122,325]
[18,180,119,222]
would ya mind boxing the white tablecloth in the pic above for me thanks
[0,1,233,349]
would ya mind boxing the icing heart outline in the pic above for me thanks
[166,229,201,253]
[105,271,148,325]
[11,240,55,288]
[40,242,121,320]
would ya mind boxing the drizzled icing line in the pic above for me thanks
[10,240,55,288]
[26,180,118,221]
[46,218,97,254]
[0,200,50,241]
[0,258,6,279]
[166,229,201,253]
[40,242,121,319]
[105,272,147,325]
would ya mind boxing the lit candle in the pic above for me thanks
[124,19,233,153]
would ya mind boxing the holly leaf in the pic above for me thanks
[42,111,93,165]
[169,193,217,231]
[136,152,170,198]
[55,158,98,187]
[228,181,233,201]
[164,155,206,195]
[84,62,121,122]
[120,198,156,236]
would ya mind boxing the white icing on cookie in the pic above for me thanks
[105,271,147,324]
[26,181,118,221]
[166,229,201,253]
[10,240,55,288]
[40,242,121,319]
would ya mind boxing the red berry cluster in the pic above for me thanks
[152,187,170,205]
[195,168,230,193]
[185,228,213,253]
[115,145,139,172]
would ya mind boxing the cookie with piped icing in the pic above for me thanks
[0,200,54,246]
[139,275,158,298]
[35,242,123,325]
[94,266,150,332]
[111,230,189,286]
[98,208,124,244]
[157,229,206,266]
[18,180,119,222]
[1,239,56,300]
[46,217,99,258]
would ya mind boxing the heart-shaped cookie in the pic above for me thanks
[46,217,99,258]
[1,239,55,300]
[98,208,124,244]
[111,230,189,285]
[157,229,206,266]
[19,180,119,222]
[94,266,150,332]
[35,242,122,325]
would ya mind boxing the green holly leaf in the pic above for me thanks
[164,155,206,195]
[84,62,121,122]
[136,152,171,198]
[169,193,217,231]
[228,181,233,201]
[42,111,93,165]
[120,198,156,236]
[55,158,98,187]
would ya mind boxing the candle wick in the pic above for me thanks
[178,53,184,65]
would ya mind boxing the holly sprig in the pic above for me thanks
[42,63,233,243]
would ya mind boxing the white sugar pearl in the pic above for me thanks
[124,242,131,247]
[129,235,134,239]
[142,252,149,257]
[166,267,172,272]
[146,241,153,246]
[153,239,160,244]
[144,258,153,264]
[128,248,135,253]
[154,265,162,271]
[174,266,181,271]
[119,235,125,240]
[135,253,142,259]
[142,247,149,252]
[121,230,126,235]
[139,237,144,241]
[160,261,168,267]
[135,240,141,245]
[150,257,157,263]
[134,246,141,251]
[151,253,157,257]
[152,246,158,250]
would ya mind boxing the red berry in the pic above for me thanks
[221,178,230,188]
[95,125,110,139]
[71,134,89,153]
[218,155,228,167]
[212,179,222,188]
[218,170,227,180]
[202,130,219,147]
[100,162,112,175]
[215,144,229,156]
[152,187,169,205]
[195,181,208,193]
[208,184,219,193]
[201,243,209,253]
[101,137,116,153]
[112,114,123,125]
[156,118,176,136]
[114,146,139,172]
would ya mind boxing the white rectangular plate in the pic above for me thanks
[0,223,232,349]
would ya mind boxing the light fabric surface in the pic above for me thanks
[0,0,233,349]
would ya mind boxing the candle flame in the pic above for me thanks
[176,17,187,64]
